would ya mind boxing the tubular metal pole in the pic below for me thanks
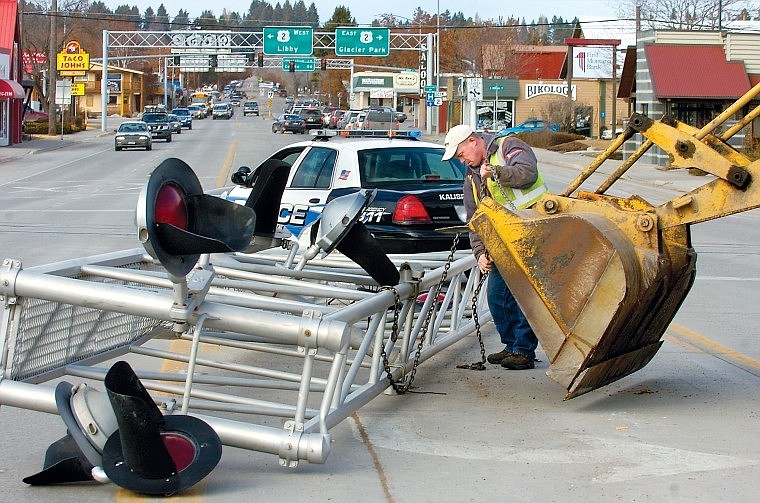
[101,30,108,132]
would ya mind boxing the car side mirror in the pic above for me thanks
[231,166,258,187]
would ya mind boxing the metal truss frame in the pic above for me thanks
[105,30,428,52]
[0,245,486,467]
[100,29,433,130]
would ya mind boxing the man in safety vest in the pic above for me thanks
[441,124,548,370]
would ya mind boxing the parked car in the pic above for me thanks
[321,106,338,126]
[218,130,470,254]
[140,112,172,142]
[272,114,306,134]
[171,108,193,129]
[328,110,346,129]
[243,101,259,116]
[167,113,182,134]
[361,109,400,131]
[299,108,324,130]
[345,112,367,131]
[114,120,152,151]
[499,119,560,136]
[22,106,49,123]
[212,103,233,120]
[187,104,207,119]
[337,110,363,129]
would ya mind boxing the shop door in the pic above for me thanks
[0,100,8,146]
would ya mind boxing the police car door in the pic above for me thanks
[280,146,338,238]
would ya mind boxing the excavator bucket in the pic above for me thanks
[470,82,760,398]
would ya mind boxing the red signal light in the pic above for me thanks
[393,195,431,222]
[155,183,188,230]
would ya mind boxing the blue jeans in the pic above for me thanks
[487,264,538,360]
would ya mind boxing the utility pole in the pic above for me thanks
[47,0,57,136]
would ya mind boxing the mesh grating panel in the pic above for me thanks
[8,263,165,382]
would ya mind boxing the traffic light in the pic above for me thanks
[320,58,327,71]
[257,52,264,68]
[288,60,295,73]
[136,159,257,277]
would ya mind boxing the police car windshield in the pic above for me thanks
[358,147,466,185]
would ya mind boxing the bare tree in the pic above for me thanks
[617,0,760,30]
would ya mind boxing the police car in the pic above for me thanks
[219,130,469,254]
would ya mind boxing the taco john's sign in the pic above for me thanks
[57,40,89,77]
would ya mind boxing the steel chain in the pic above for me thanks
[380,233,460,393]
[456,268,488,370]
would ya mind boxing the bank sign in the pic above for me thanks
[525,83,576,101]
[572,47,614,79]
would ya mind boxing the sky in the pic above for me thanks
[122,0,623,26]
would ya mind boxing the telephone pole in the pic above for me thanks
[47,0,57,136]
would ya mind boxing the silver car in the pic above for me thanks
[114,120,152,151]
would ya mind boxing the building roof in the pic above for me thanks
[0,0,18,54]
[483,45,566,80]
[646,44,750,99]
[514,46,566,80]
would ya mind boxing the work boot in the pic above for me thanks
[500,353,535,370]
[486,350,513,364]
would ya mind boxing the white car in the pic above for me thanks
[217,131,469,254]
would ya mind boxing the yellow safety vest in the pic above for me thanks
[481,139,548,209]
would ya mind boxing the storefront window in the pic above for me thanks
[476,100,515,132]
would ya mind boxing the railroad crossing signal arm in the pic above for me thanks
[470,82,760,398]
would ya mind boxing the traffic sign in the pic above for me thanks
[335,28,389,57]
[489,85,505,91]
[282,57,315,72]
[55,79,71,104]
[263,27,313,56]
[423,85,436,92]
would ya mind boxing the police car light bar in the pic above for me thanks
[310,129,422,141]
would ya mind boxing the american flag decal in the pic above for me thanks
[338,169,350,180]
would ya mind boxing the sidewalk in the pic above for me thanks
[0,125,115,164]
[419,130,712,195]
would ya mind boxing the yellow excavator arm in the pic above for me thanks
[470,83,760,398]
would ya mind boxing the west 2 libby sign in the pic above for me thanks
[525,83,576,100]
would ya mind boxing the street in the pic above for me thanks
[0,109,759,502]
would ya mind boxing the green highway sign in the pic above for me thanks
[423,85,437,92]
[489,85,505,91]
[263,27,313,55]
[282,57,316,72]
[335,27,390,57]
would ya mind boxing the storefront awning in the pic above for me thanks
[646,45,750,99]
[0,78,25,99]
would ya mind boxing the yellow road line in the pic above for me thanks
[215,136,239,188]
[666,322,760,373]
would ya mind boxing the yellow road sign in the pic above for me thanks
[71,83,85,96]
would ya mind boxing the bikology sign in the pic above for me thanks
[525,83,576,100]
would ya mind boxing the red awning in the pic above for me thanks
[0,78,24,99]
[646,45,750,99]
